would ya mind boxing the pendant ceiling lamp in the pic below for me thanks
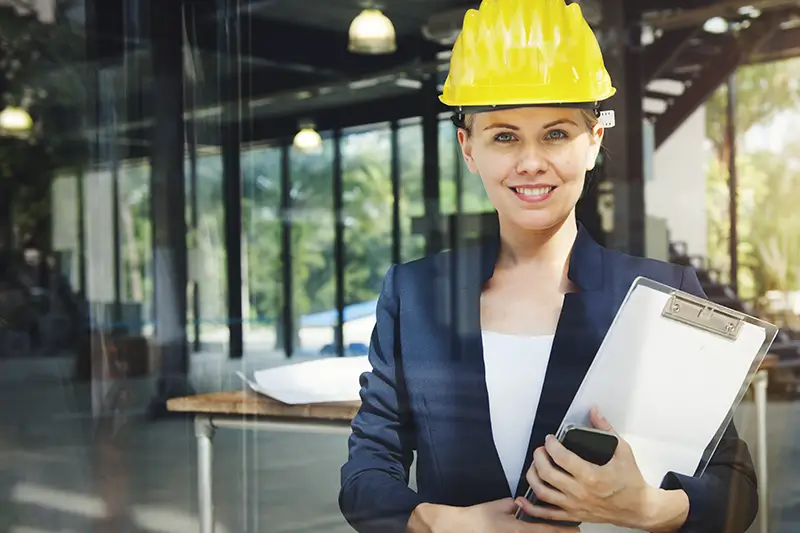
[293,121,323,154]
[348,8,396,55]
[0,106,33,137]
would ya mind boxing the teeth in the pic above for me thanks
[515,186,554,197]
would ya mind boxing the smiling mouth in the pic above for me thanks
[511,186,556,199]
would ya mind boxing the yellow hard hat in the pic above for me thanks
[440,0,616,110]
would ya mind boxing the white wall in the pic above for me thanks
[645,106,709,259]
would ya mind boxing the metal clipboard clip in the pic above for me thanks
[662,291,745,340]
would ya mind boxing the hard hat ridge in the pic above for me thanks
[439,0,616,110]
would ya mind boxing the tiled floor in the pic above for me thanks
[0,350,798,533]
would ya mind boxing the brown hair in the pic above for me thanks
[461,109,599,136]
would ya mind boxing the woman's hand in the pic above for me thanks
[515,408,689,532]
[408,498,580,533]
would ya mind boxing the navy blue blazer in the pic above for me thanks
[339,223,758,533]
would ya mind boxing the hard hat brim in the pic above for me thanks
[449,102,602,114]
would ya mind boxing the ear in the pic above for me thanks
[585,124,605,171]
[457,128,479,174]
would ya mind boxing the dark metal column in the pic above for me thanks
[422,75,442,255]
[219,0,244,359]
[187,104,201,352]
[279,142,294,357]
[148,0,193,416]
[390,120,401,265]
[333,129,345,357]
[185,0,201,352]
[601,0,646,256]
[727,72,739,294]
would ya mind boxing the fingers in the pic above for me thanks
[589,407,614,433]
[515,496,580,528]
[489,497,519,515]
[532,446,582,496]
[525,456,570,509]
[544,435,594,480]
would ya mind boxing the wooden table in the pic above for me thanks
[169,359,777,533]
[167,390,359,533]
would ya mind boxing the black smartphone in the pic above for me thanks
[515,425,619,526]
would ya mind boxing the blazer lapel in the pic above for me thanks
[512,224,618,498]
[432,220,618,503]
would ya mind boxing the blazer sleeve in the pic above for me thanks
[339,264,425,533]
[659,265,759,532]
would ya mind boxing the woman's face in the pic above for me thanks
[457,106,603,231]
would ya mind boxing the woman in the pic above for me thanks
[339,1,758,532]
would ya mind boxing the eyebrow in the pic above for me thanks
[543,119,579,129]
[483,123,519,131]
[482,119,579,131]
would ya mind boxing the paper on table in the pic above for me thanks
[239,356,371,405]
[558,283,766,532]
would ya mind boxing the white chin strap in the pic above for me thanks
[598,110,616,129]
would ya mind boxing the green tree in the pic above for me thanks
[705,58,800,305]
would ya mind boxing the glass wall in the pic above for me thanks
[290,136,335,356]
[8,3,799,533]
[193,153,228,347]
[342,124,393,352]
[118,161,153,335]
[439,118,494,216]
[242,144,283,352]
[398,119,425,262]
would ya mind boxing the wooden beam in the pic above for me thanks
[655,12,783,147]
[749,25,800,63]
[644,0,800,31]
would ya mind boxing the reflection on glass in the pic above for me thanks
[439,119,458,215]
[242,145,282,352]
[118,162,152,335]
[194,153,228,346]
[399,121,425,262]
[342,125,392,353]
[290,136,335,356]
[83,168,115,324]
[440,118,493,216]
[50,172,81,292]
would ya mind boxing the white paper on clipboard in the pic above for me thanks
[560,277,777,533]
[238,356,371,404]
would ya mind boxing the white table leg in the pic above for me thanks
[753,370,769,533]
[195,415,216,533]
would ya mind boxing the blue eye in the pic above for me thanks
[494,132,516,143]
[545,129,569,141]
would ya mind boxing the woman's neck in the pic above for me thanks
[495,212,578,273]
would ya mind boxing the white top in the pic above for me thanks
[482,331,555,495]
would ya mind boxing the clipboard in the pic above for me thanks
[558,276,778,498]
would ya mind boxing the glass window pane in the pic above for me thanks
[399,121,425,262]
[194,153,228,346]
[290,137,335,356]
[439,119,458,215]
[342,125,392,352]
[118,162,153,336]
[242,145,283,352]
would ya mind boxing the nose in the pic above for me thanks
[515,144,548,176]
